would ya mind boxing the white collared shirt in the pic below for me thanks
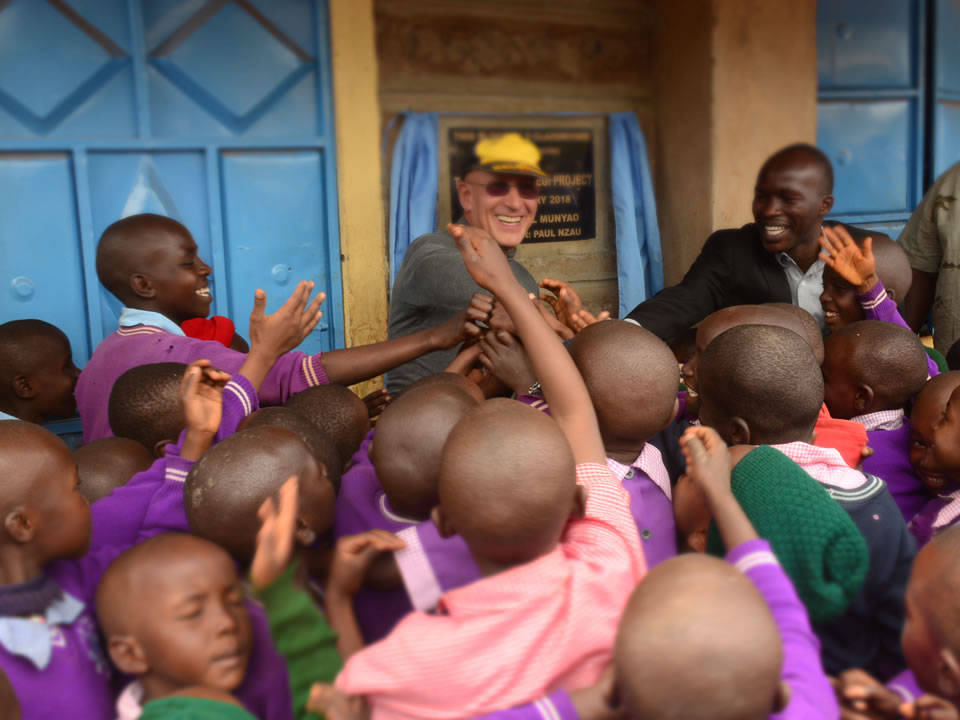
[777,253,826,328]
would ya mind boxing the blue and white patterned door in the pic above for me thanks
[0,0,343,387]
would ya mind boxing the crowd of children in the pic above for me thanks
[4,182,960,720]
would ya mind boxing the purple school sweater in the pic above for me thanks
[90,375,258,550]
[87,375,295,720]
[76,324,327,443]
[478,539,837,720]
[860,280,939,378]
[888,669,924,704]
[334,432,421,643]
[853,411,928,523]
[606,448,676,568]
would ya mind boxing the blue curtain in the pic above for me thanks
[388,112,439,289]
[609,112,664,317]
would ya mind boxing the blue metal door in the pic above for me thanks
[816,0,926,240]
[0,1,343,391]
[931,0,960,177]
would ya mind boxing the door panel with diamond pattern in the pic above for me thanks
[0,0,342,405]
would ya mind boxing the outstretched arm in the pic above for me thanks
[450,224,606,465]
[320,293,491,386]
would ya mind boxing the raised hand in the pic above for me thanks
[361,388,391,421]
[248,281,325,361]
[307,685,370,720]
[819,225,878,293]
[531,294,575,340]
[480,330,537,396]
[571,308,612,333]
[901,695,960,719]
[179,359,231,437]
[328,529,406,599]
[680,426,732,500]
[831,668,903,719]
[250,475,299,590]
[539,278,584,331]
[449,223,514,295]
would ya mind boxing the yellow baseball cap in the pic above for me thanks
[463,132,548,178]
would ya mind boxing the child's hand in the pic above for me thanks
[361,388,391,421]
[307,685,370,720]
[327,530,406,599]
[571,308,612,333]
[539,278,584,331]
[445,341,484,376]
[250,476,299,590]
[489,301,518,336]
[901,695,960,719]
[449,223,515,295]
[180,359,231,437]
[248,281,325,361]
[532,294,575,340]
[569,667,625,720]
[479,330,537,396]
[466,291,495,336]
[832,669,903,719]
[819,225,879,294]
[679,426,732,500]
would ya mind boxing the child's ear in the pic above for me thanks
[771,679,792,713]
[107,635,149,675]
[431,505,457,539]
[130,273,156,300]
[666,397,680,427]
[12,374,35,400]
[729,417,751,446]
[4,507,33,544]
[937,648,960,699]
[152,438,177,459]
[570,485,587,520]
[295,517,317,547]
[854,384,875,414]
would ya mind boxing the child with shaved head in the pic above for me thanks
[697,324,915,679]
[80,212,487,442]
[333,224,645,717]
[822,321,931,522]
[285,384,371,472]
[568,320,681,566]
[0,319,79,424]
[833,526,960,718]
[819,224,941,377]
[334,381,480,642]
[73,437,153,503]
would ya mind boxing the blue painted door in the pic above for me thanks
[0,1,343,406]
[931,0,960,177]
[816,0,926,239]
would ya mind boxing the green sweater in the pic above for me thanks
[141,562,341,720]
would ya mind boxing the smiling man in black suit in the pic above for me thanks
[626,144,869,342]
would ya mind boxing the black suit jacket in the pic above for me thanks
[626,221,879,341]
[626,223,791,341]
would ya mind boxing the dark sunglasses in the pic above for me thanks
[467,179,540,199]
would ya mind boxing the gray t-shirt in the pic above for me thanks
[387,222,539,393]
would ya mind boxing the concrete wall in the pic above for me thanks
[655,0,818,284]
[330,0,819,344]
[374,0,656,315]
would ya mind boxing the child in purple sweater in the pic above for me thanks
[334,380,480,642]
[907,377,960,547]
[819,223,940,378]
[833,526,960,718]
[78,213,488,442]
[330,428,838,720]
[73,437,153,503]
[822,321,931,522]
[0,319,79,424]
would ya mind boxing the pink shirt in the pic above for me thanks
[336,463,646,719]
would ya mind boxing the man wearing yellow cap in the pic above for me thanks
[387,133,545,392]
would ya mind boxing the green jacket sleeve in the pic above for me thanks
[254,563,343,720]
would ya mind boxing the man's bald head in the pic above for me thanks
[759,143,834,195]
